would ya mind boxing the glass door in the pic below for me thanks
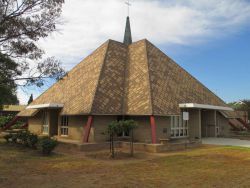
[42,111,49,135]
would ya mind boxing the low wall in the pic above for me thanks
[56,140,202,153]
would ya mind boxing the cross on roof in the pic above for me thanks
[125,0,131,16]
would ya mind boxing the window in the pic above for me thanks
[117,116,130,137]
[42,111,49,134]
[60,116,69,136]
[117,130,130,137]
[170,116,188,138]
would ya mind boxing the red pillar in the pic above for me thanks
[83,116,93,143]
[150,115,157,144]
[3,116,20,130]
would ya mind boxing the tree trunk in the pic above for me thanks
[111,133,115,158]
[130,129,134,157]
[109,134,112,153]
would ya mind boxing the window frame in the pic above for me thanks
[60,116,69,136]
[170,116,189,138]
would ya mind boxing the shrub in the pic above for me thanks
[38,137,58,155]
[16,131,30,146]
[11,133,18,144]
[27,134,38,148]
[3,134,13,143]
[4,131,36,148]
[11,121,24,129]
[0,115,14,129]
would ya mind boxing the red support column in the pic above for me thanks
[21,122,28,129]
[3,116,20,130]
[150,115,157,144]
[83,116,93,143]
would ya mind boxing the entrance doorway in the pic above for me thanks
[41,109,59,136]
[42,110,49,135]
[201,110,217,137]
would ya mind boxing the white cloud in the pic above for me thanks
[39,0,250,63]
[18,0,250,104]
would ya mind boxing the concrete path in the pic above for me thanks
[202,137,250,148]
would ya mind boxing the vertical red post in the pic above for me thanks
[244,112,248,124]
[150,115,157,144]
[3,116,20,130]
[83,116,93,143]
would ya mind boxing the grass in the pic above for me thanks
[1,140,250,188]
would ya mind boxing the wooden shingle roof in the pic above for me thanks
[18,39,230,117]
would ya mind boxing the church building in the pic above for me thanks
[18,16,235,145]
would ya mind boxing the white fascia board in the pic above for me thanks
[26,103,64,109]
[179,103,233,111]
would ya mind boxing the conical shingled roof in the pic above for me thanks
[19,39,230,117]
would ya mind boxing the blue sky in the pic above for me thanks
[159,27,250,102]
[17,0,250,104]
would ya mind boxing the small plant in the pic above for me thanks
[106,119,138,158]
[38,137,58,155]
[11,133,18,144]
[17,131,30,146]
[3,134,13,143]
[121,120,138,157]
[27,133,38,148]
[107,121,122,158]
[0,115,14,129]
[11,121,25,129]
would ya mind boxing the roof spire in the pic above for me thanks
[123,1,132,45]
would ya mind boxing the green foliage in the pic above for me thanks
[107,121,121,158]
[38,137,58,155]
[0,115,14,128]
[27,134,38,148]
[120,120,138,133]
[107,121,123,135]
[3,131,55,155]
[11,133,18,144]
[0,0,64,60]
[11,121,25,129]
[0,114,24,130]
[16,131,29,146]
[119,120,138,157]
[0,53,20,106]
[229,100,250,120]
[0,1,65,98]
[106,119,138,158]
[3,131,38,149]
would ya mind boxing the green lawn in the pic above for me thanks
[1,140,250,188]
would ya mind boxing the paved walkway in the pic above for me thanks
[202,137,250,148]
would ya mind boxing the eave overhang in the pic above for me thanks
[179,103,233,111]
[26,103,64,109]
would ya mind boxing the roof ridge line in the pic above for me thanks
[89,40,111,114]
[121,45,129,115]
[144,40,154,115]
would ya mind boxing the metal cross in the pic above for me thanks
[125,0,131,16]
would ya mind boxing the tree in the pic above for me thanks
[229,100,250,121]
[120,120,137,157]
[0,52,20,107]
[27,94,33,104]
[106,120,138,158]
[107,121,122,158]
[0,52,65,107]
[0,0,65,105]
[0,0,64,59]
